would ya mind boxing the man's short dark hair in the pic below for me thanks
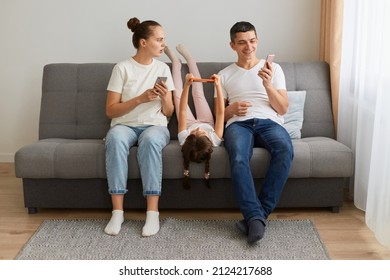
[230,21,257,42]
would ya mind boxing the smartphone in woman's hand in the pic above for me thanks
[154,76,167,86]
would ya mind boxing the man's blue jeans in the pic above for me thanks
[105,124,170,196]
[224,118,294,224]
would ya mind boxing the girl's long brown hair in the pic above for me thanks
[181,134,213,189]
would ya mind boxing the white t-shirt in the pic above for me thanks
[216,59,286,127]
[178,123,222,147]
[107,58,175,127]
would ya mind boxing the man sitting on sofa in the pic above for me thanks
[216,21,294,244]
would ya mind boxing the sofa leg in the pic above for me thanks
[27,207,38,214]
[330,206,340,213]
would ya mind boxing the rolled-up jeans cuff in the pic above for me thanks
[109,189,128,195]
[143,190,161,196]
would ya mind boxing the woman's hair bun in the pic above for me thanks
[127,17,140,32]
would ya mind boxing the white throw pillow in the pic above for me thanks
[283,90,306,139]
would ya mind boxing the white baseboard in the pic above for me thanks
[0,153,15,163]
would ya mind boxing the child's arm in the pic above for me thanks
[178,73,194,133]
[212,74,225,139]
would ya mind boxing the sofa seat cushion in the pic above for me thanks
[287,137,354,178]
[15,139,107,179]
[163,138,353,179]
[15,137,353,180]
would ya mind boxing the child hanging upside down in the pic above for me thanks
[165,44,225,189]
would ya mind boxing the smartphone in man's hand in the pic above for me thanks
[265,54,275,69]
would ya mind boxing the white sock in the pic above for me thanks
[142,211,160,237]
[104,210,124,236]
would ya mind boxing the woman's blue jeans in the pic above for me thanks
[105,124,170,196]
[224,118,294,224]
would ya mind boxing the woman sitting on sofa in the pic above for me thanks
[104,17,174,237]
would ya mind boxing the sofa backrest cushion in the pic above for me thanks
[280,62,334,138]
[39,61,334,140]
[40,63,114,139]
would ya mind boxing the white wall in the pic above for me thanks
[0,0,321,162]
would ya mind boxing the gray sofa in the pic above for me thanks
[14,62,353,214]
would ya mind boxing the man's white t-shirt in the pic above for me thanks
[107,58,175,127]
[216,59,286,127]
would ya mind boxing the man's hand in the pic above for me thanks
[225,101,252,121]
[258,62,273,88]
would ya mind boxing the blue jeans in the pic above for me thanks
[224,118,294,224]
[105,124,170,196]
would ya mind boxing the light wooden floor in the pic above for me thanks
[1,163,389,260]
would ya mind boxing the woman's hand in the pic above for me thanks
[154,80,174,117]
[153,80,170,102]
[139,88,160,103]
[137,80,168,103]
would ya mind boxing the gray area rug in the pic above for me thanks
[16,218,329,260]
